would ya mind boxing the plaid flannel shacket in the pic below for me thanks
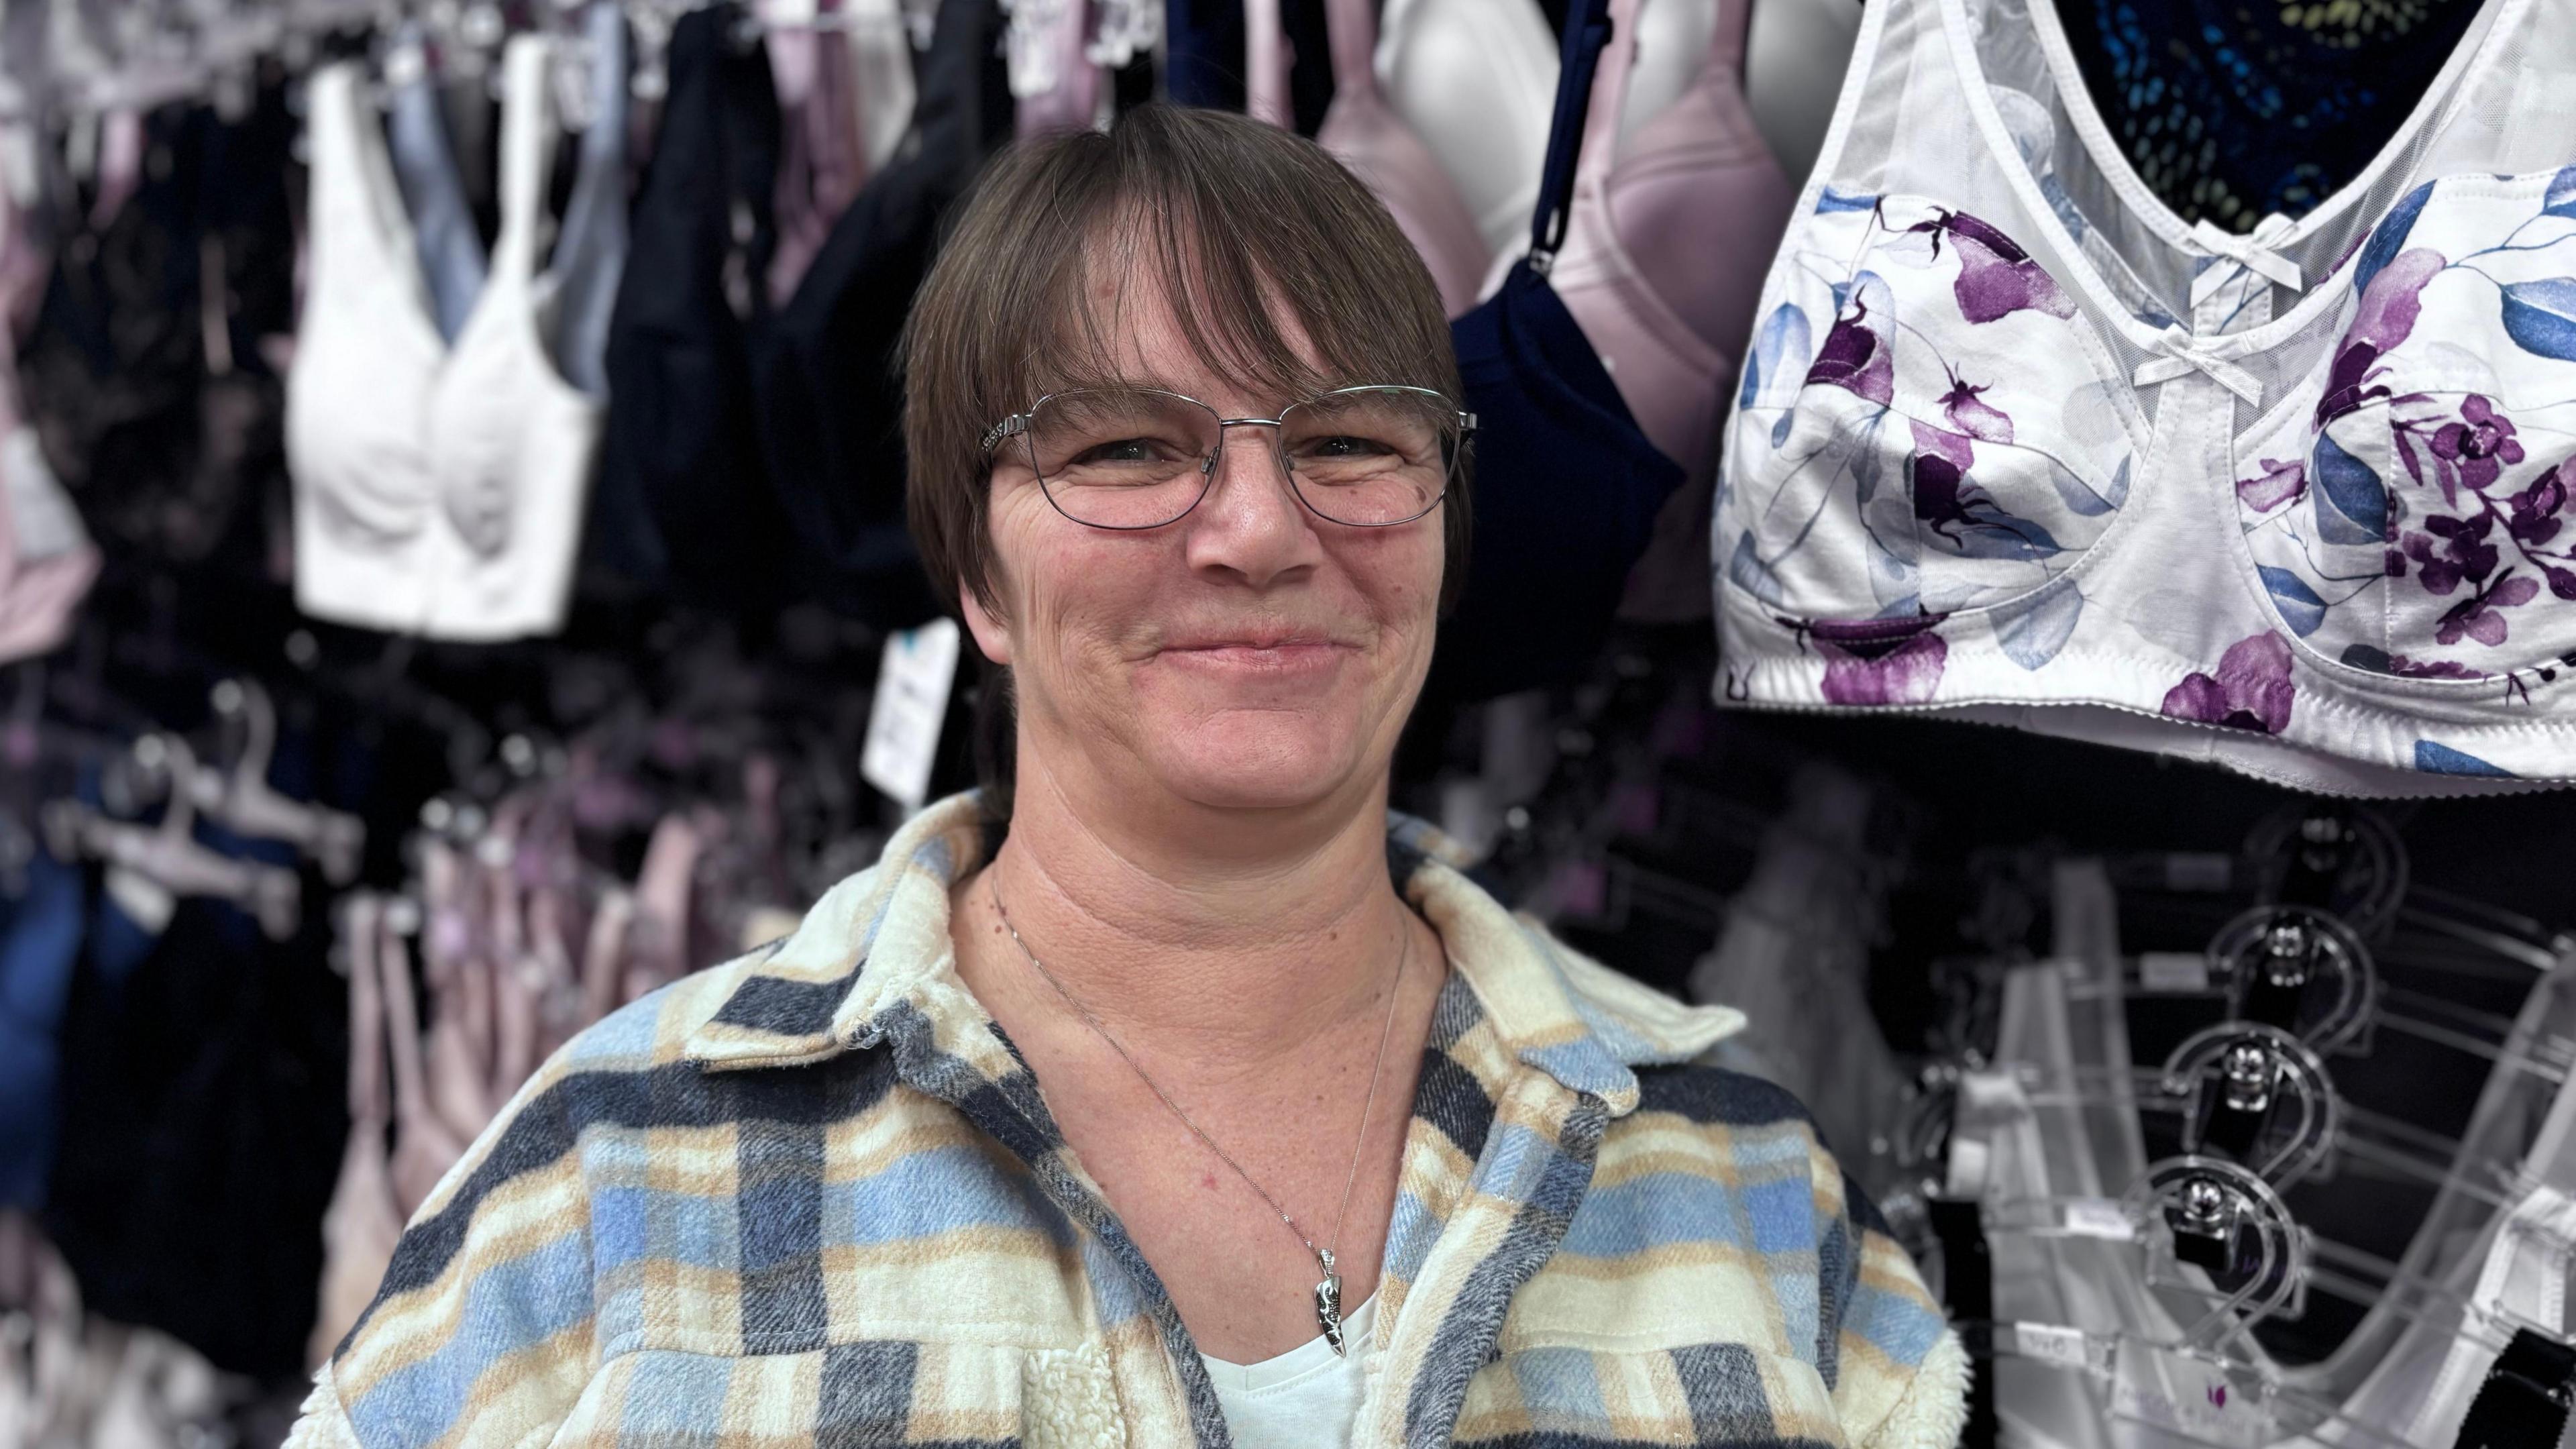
[286,794,1968,1449]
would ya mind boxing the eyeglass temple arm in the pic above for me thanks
[980,415,1030,454]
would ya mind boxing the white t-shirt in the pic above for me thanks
[1201,1295,1377,1449]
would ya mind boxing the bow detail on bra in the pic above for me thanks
[2186,215,2302,309]
[2131,325,2263,406]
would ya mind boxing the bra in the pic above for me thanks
[768,0,867,305]
[1289,0,1489,315]
[1717,0,2576,793]
[1434,0,1683,704]
[288,36,609,642]
[744,0,1006,626]
[1008,0,1103,138]
[1549,0,1792,478]
[1960,908,2576,1446]
[0,162,97,666]
[1376,0,1560,260]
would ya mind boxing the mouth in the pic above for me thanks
[1155,634,1355,675]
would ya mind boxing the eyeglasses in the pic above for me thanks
[979,384,1474,531]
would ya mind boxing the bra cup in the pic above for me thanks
[1378,0,1558,257]
[1724,195,2139,624]
[1603,81,1794,358]
[1552,207,1725,474]
[1319,95,1494,318]
[2241,174,2576,686]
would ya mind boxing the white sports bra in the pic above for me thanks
[1716,0,2576,794]
[288,36,607,643]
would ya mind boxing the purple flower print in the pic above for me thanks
[1905,209,2078,324]
[1910,419,1977,471]
[2161,632,2296,734]
[2236,458,2307,513]
[2385,653,2487,680]
[2434,572,2542,647]
[2508,465,2567,548]
[2316,248,2446,427]
[2402,513,2500,596]
[2427,395,2525,498]
[1805,297,1894,406]
[1939,372,2015,444]
[1811,615,1951,705]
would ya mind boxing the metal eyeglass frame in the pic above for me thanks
[978,384,1477,531]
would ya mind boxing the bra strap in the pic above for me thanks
[1320,0,1380,100]
[1527,0,1618,269]
[1717,0,1753,79]
[1572,0,1647,192]
[490,35,561,287]
[1243,0,1292,127]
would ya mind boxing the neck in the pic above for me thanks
[978,747,1414,1079]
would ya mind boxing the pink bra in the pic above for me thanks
[768,0,870,307]
[1549,0,1794,480]
[1012,0,1104,138]
[1254,0,1491,317]
[0,166,99,666]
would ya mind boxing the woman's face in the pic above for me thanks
[961,274,1446,817]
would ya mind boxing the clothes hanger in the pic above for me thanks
[40,734,300,939]
[176,678,366,885]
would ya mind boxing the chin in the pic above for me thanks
[1146,712,1373,811]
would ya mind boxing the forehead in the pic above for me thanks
[1027,215,1343,407]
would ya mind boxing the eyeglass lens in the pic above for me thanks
[1020,387,1456,529]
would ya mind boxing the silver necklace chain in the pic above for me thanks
[987,873,1409,1327]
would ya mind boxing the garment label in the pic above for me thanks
[2014,1322,2091,1371]
[2138,952,2212,993]
[2162,852,2235,892]
[2110,1338,2271,1447]
[861,618,961,814]
[2061,1198,2136,1241]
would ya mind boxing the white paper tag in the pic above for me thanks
[2061,1198,2136,1240]
[2138,951,2212,993]
[861,619,962,815]
[2014,1322,2091,1371]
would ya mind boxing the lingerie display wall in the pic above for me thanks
[2,1,2573,1448]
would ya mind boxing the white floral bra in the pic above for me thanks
[1715,0,2576,794]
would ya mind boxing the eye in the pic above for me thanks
[1069,435,1195,467]
[1292,433,1397,461]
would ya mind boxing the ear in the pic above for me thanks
[959,582,1012,667]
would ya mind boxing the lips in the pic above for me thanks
[1154,631,1354,675]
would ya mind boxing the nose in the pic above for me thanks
[1181,422,1324,588]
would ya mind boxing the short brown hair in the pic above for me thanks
[901,104,1470,620]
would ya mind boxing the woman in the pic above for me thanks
[286,106,1964,1449]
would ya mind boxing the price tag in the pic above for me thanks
[861,619,962,815]
[2138,952,2212,993]
[2061,1198,2135,1241]
[2014,1322,2091,1371]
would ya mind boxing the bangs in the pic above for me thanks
[979,125,1458,416]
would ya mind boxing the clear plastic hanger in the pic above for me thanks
[175,679,367,885]
[40,733,299,939]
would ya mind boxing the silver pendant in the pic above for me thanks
[1313,1247,1346,1356]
